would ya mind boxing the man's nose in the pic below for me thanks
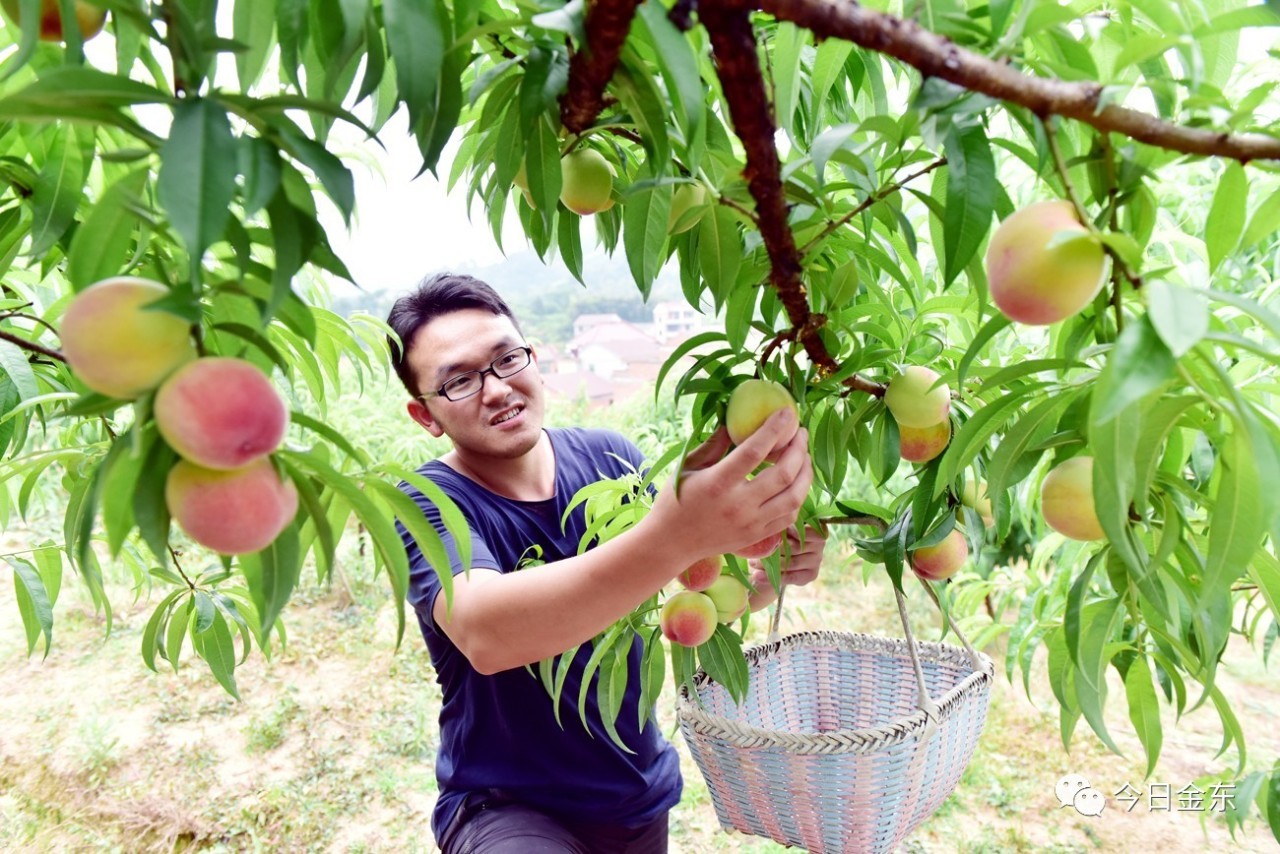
[479,370,514,401]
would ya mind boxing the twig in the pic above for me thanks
[818,514,889,530]
[716,193,760,226]
[0,328,66,362]
[800,156,947,258]
[754,0,1280,163]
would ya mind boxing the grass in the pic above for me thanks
[2,536,1277,853]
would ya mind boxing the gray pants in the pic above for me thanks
[440,793,669,854]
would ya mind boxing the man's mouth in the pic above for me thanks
[490,405,524,426]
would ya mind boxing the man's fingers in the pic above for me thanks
[720,407,798,479]
[684,426,732,470]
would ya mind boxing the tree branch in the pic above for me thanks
[800,156,947,258]
[702,5,835,376]
[755,0,1280,163]
[0,328,66,362]
[560,0,644,133]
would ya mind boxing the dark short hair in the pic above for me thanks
[386,272,520,398]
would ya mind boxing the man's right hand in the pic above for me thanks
[647,407,813,563]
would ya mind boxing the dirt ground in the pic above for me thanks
[1,541,1277,853]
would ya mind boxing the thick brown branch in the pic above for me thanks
[560,0,644,133]
[0,328,66,362]
[757,0,1280,163]
[702,5,834,375]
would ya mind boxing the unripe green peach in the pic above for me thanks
[678,555,723,592]
[725,378,799,445]
[704,574,750,624]
[732,532,783,560]
[668,183,708,234]
[899,419,951,464]
[60,277,196,399]
[910,529,969,581]
[660,590,718,647]
[1,0,107,42]
[559,149,614,215]
[961,478,993,524]
[884,366,950,429]
[166,457,298,555]
[1040,456,1105,541]
[154,357,288,470]
[985,200,1108,325]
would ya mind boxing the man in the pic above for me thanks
[387,272,823,853]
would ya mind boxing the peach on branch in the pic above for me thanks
[899,419,951,464]
[668,183,708,234]
[961,478,994,524]
[732,531,783,559]
[1040,456,1105,541]
[659,590,718,648]
[985,200,1108,325]
[678,555,723,592]
[59,277,196,399]
[725,378,798,445]
[883,366,950,429]
[166,457,298,555]
[154,357,288,470]
[1,0,106,42]
[909,529,969,581]
[704,575,750,624]
[559,149,615,215]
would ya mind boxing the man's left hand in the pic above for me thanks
[747,524,827,612]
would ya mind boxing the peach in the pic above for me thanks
[1,0,107,41]
[899,419,951,463]
[725,378,798,445]
[704,575,750,624]
[59,277,196,399]
[961,478,993,524]
[659,590,718,647]
[884,366,950,428]
[910,529,969,581]
[559,149,614,215]
[166,457,298,555]
[732,531,783,559]
[154,357,288,470]
[678,555,723,592]
[985,200,1108,325]
[1040,456,1105,541]
[668,183,708,234]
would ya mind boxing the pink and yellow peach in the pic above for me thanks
[660,590,718,647]
[1040,456,1105,541]
[884,367,950,429]
[166,457,298,555]
[910,529,969,581]
[899,419,951,463]
[678,555,724,592]
[704,575,750,624]
[154,357,288,470]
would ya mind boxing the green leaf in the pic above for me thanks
[696,624,749,705]
[1206,161,1247,274]
[234,0,278,90]
[698,206,742,309]
[6,557,53,657]
[67,167,148,291]
[986,392,1076,501]
[29,127,89,258]
[383,0,447,128]
[1089,396,1145,575]
[1146,280,1208,359]
[239,522,301,636]
[1090,316,1175,426]
[193,612,240,700]
[622,181,671,298]
[1124,657,1163,778]
[0,340,40,404]
[164,597,192,672]
[942,124,996,286]
[525,115,561,223]
[635,1,702,148]
[1203,426,1263,600]
[1243,187,1280,249]
[158,99,238,264]
[0,67,173,113]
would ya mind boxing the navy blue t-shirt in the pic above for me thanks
[395,427,682,843]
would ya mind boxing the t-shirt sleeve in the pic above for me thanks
[397,483,500,633]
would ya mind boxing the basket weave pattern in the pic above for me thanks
[677,630,994,853]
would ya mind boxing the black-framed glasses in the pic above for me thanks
[424,346,534,401]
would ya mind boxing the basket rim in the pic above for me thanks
[676,629,995,754]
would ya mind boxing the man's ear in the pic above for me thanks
[407,398,446,438]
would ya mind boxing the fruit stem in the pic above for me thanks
[168,546,196,589]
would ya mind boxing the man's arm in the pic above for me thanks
[434,408,812,674]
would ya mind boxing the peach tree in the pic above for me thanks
[0,0,1277,838]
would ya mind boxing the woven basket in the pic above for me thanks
[677,587,994,853]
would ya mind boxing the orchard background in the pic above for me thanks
[1,0,1279,849]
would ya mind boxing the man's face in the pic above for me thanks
[405,308,545,460]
